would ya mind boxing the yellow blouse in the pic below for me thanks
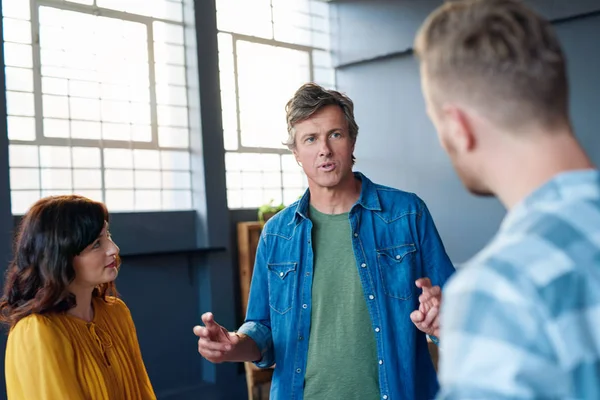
[5,297,156,400]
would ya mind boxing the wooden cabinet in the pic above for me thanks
[237,222,273,400]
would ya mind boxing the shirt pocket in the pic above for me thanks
[267,262,297,315]
[376,244,417,300]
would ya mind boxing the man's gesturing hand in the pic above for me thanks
[410,278,442,338]
[193,312,240,363]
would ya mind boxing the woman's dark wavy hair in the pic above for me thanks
[0,195,119,328]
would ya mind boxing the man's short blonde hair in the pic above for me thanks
[415,0,569,130]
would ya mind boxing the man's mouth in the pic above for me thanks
[105,261,117,268]
[318,162,336,171]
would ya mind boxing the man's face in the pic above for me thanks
[292,105,355,190]
[421,66,492,197]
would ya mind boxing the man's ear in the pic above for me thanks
[442,105,476,153]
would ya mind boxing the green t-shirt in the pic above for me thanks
[303,205,380,400]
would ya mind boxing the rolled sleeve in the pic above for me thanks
[238,321,275,368]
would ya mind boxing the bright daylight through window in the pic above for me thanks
[217,0,334,209]
[3,0,194,214]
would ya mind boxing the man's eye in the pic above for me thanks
[92,241,101,249]
[305,137,315,143]
[331,132,342,138]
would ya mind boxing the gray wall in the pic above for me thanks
[333,0,600,263]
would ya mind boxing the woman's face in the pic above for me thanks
[70,221,120,290]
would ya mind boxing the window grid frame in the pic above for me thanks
[6,0,194,211]
[219,0,333,209]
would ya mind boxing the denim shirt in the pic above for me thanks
[238,172,455,400]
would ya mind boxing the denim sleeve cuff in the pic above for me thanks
[238,321,275,368]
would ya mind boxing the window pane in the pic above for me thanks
[42,77,69,95]
[7,91,34,116]
[105,169,134,188]
[9,145,39,167]
[132,125,152,142]
[227,190,242,208]
[157,105,188,127]
[10,168,40,189]
[162,190,192,210]
[43,118,70,138]
[72,147,101,168]
[216,0,272,39]
[7,116,35,141]
[161,150,190,170]
[2,0,31,20]
[40,146,71,168]
[41,169,72,189]
[156,85,187,106]
[153,21,184,45]
[106,190,135,211]
[104,149,133,169]
[135,190,162,210]
[69,80,100,98]
[4,43,32,68]
[134,150,160,170]
[236,41,310,149]
[73,169,102,189]
[158,127,189,148]
[162,171,190,189]
[42,95,69,119]
[70,97,101,121]
[134,170,161,189]
[154,43,185,65]
[11,191,41,215]
[102,122,130,141]
[3,18,32,44]
[154,64,186,85]
[5,67,33,92]
[71,120,101,139]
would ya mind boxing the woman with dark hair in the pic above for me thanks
[1,195,155,399]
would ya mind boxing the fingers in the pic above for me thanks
[415,277,432,289]
[410,310,425,324]
[419,286,441,306]
[198,337,233,352]
[422,306,439,328]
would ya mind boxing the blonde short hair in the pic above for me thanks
[415,0,569,129]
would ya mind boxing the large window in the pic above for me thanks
[3,0,195,214]
[217,0,334,208]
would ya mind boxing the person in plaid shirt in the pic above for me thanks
[414,0,600,398]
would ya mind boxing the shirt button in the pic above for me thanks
[369,295,375,300]
[306,272,310,276]
[361,263,366,268]
[383,396,388,400]
[379,360,383,365]
[296,368,301,373]
[299,336,303,341]
[354,233,358,237]
[395,255,401,260]
[279,272,284,277]
[302,304,308,309]
[375,327,380,333]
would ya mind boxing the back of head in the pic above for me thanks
[0,195,115,328]
[415,0,569,131]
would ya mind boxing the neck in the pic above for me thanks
[67,286,95,322]
[488,129,594,209]
[309,172,361,214]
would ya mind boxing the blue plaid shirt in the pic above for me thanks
[437,170,600,400]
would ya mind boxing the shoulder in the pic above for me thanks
[369,180,427,219]
[8,313,70,347]
[97,296,132,317]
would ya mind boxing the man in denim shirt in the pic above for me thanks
[194,83,455,399]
